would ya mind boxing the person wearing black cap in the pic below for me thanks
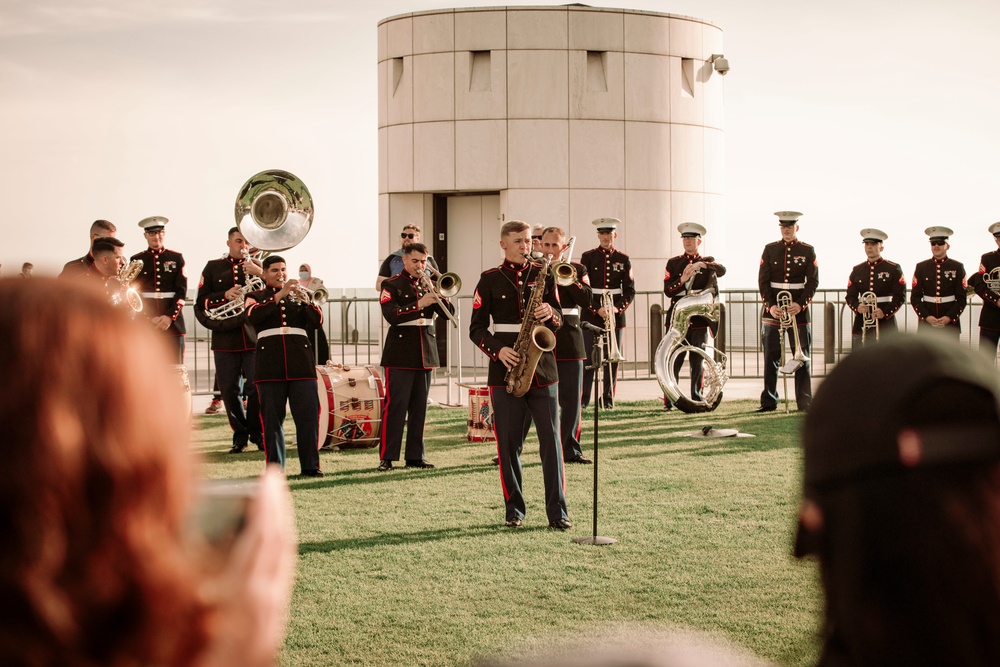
[60,219,118,280]
[194,227,263,454]
[469,220,570,530]
[376,242,454,472]
[844,228,906,349]
[968,221,1000,358]
[795,333,1000,665]
[541,226,593,464]
[756,211,818,412]
[131,216,187,363]
[244,255,323,477]
[910,226,966,337]
[580,217,635,410]
[662,223,726,409]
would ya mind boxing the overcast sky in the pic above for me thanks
[2,0,999,290]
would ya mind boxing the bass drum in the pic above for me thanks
[316,363,385,449]
[466,386,495,443]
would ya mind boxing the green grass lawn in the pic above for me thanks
[194,399,822,666]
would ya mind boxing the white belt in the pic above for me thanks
[140,292,175,299]
[563,308,580,316]
[257,327,308,339]
[922,295,956,304]
[770,282,806,290]
[592,288,622,295]
[398,318,433,327]
[876,296,893,303]
[493,323,521,333]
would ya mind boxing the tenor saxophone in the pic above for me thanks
[505,254,557,397]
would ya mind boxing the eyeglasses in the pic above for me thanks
[401,233,416,240]
[930,240,946,246]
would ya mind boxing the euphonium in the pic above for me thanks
[777,290,809,374]
[505,254,557,397]
[860,290,879,344]
[653,290,728,413]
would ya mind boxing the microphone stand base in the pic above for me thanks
[573,535,617,546]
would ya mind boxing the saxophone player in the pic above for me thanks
[662,223,726,410]
[470,221,571,531]
[968,222,1000,358]
[845,228,906,349]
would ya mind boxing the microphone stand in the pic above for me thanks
[574,330,616,546]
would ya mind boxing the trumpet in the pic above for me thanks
[777,290,809,374]
[421,267,460,328]
[285,282,326,306]
[550,235,577,286]
[860,290,879,344]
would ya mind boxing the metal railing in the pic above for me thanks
[180,288,990,394]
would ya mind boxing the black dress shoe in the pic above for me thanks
[405,459,435,469]
[377,459,393,471]
[228,441,248,454]
[505,517,523,528]
[300,469,324,478]
[491,455,499,466]
[754,405,777,413]
[548,518,573,531]
[566,454,592,464]
[663,403,674,412]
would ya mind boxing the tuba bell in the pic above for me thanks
[235,169,314,252]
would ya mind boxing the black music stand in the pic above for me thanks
[574,330,616,546]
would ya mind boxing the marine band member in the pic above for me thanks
[580,217,635,410]
[757,211,818,413]
[194,227,263,454]
[845,228,906,348]
[968,222,1000,358]
[541,226,593,464]
[469,221,571,531]
[377,243,454,471]
[662,223,726,409]
[130,217,186,363]
[245,255,323,477]
[910,226,966,337]
[60,219,118,280]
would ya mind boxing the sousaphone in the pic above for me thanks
[235,169,314,251]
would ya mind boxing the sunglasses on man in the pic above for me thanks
[930,240,946,246]
[532,235,542,241]
[401,233,416,240]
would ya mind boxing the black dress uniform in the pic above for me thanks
[245,286,322,474]
[554,262,593,462]
[580,246,635,408]
[663,253,726,402]
[194,255,262,452]
[845,259,906,347]
[378,271,454,467]
[59,253,96,280]
[969,248,1000,355]
[758,235,818,411]
[469,258,569,527]
[131,247,187,363]
[911,257,966,336]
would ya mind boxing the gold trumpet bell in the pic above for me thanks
[235,170,314,252]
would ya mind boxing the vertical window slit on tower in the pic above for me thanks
[392,57,404,96]
[470,51,491,92]
[681,58,694,98]
[587,51,608,92]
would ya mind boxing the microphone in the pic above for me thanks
[581,322,605,335]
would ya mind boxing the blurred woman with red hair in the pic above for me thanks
[0,277,296,667]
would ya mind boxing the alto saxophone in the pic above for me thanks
[505,254,557,397]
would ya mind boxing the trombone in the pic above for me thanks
[777,290,809,374]
[860,291,879,344]
[551,235,577,286]
[422,265,461,328]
